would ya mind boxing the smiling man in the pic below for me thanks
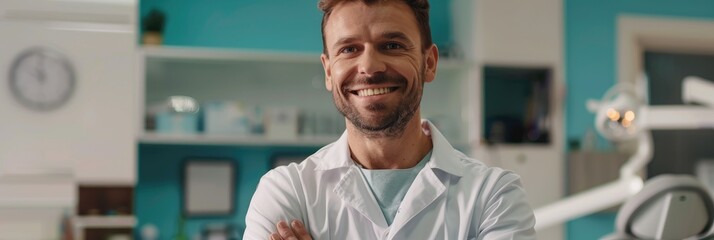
[243,0,536,239]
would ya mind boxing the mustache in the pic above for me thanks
[343,72,407,90]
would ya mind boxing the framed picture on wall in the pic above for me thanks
[183,159,235,216]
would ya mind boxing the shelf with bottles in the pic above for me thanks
[141,97,346,146]
[73,185,135,240]
[139,46,473,146]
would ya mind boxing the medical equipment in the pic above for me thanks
[534,76,714,230]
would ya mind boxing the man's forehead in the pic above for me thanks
[324,1,420,42]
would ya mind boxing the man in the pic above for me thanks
[243,0,536,239]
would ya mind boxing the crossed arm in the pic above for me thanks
[244,168,315,240]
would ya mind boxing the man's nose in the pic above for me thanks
[357,47,386,76]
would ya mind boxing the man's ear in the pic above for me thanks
[321,53,333,92]
[424,44,439,83]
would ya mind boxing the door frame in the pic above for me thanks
[618,15,714,85]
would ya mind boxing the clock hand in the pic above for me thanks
[37,54,47,84]
[37,69,46,84]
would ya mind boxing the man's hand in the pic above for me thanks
[270,220,312,240]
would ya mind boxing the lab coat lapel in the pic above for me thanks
[388,168,446,238]
[333,166,389,228]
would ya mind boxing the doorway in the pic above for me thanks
[644,51,714,178]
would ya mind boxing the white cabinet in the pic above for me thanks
[0,0,137,184]
[0,1,136,238]
[480,144,564,239]
[491,145,563,208]
[137,46,472,147]
[0,173,75,239]
[464,0,566,238]
[488,145,564,240]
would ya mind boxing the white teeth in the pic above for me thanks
[357,87,393,97]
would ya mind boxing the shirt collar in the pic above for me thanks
[314,119,465,177]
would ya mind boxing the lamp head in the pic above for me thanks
[593,83,644,141]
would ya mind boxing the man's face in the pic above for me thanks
[320,1,438,138]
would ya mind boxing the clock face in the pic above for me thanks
[9,47,76,111]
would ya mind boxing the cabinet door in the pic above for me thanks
[0,208,67,239]
[488,145,563,240]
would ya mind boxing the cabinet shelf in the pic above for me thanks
[140,46,471,71]
[139,133,340,147]
[73,216,136,229]
[142,46,319,64]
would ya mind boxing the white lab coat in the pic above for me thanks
[244,121,536,240]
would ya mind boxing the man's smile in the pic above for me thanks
[350,86,400,97]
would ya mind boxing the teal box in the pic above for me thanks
[156,111,198,134]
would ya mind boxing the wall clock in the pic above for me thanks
[9,47,76,111]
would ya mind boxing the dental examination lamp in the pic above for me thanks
[534,76,714,232]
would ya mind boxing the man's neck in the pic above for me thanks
[347,116,433,169]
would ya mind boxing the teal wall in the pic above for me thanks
[137,144,318,238]
[139,0,323,52]
[565,0,714,239]
[565,0,714,140]
[139,0,453,53]
[566,213,617,240]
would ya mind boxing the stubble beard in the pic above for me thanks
[332,67,425,139]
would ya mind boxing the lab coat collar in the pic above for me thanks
[314,130,353,171]
[314,119,465,177]
[423,120,465,177]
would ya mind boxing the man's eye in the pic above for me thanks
[384,43,403,50]
[340,47,357,54]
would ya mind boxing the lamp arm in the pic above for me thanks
[534,132,651,230]
[534,177,643,230]
[683,76,714,107]
[643,106,714,129]
[619,131,653,178]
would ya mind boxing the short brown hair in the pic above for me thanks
[318,0,432,56]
